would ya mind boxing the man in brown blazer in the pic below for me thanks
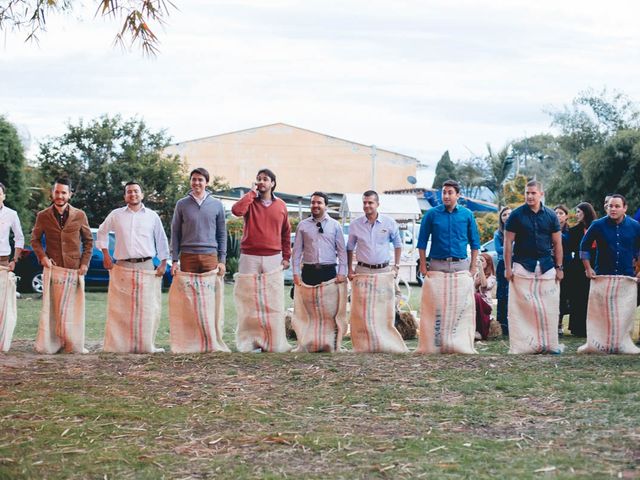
[31,178,93,273]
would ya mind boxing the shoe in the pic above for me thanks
[558,328,564,338]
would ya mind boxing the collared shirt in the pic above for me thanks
[505,204,560,273]
[0,205,25,256]
[292,215,347,276]
[579,215,640,276]
[53,205,70,229]
[97,204,170,261]
[346,214,402,265]
[417,204,480,259]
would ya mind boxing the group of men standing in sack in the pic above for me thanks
[1,170,639,354]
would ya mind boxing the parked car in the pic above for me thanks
[480,239,499,269]
[14,229,172,293]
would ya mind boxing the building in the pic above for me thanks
[165,123,418,196]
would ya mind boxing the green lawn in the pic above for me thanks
[2,284,640,479]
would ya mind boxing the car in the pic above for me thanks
[14,229,172,293]
[480,239,499,268]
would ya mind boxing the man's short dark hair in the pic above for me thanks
[526,180,543,191]
[190,168,210,183]
[362,190,379,202]
[442,179,460,194]
[53,177,72,191]
[610,193,627,206]
[124,181,142,194]
[310,191,328,206]
[0,182,5,195]
[257,168,277,194]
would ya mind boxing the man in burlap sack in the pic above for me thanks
[232,168,291,352]
[0,182,24,271]
[346,190,407,353]
[32,178,93,354]
[97,181,170,353]
[416,179,480,354]
[169,168,229,353]
[291,191,348,351]
[578,194,640,354]
[504,180,564,354]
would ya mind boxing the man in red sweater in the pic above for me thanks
[231,168,291,274]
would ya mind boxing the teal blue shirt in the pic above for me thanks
[417,204,480,259]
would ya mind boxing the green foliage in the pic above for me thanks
[0,116,29,222]
[36,114,189,231]
[502,174,527,207]
[431,150,456,189]
[475,212,498,244]
[484,143,514,206]
[509,134,566,188]
[226,217,244,237]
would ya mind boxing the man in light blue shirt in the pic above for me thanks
[418,179,480,275]
[292,192,347,286]
[347,190,402,280]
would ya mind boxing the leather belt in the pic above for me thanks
[303,263,336,270]
[433,257,464,262]
[0,256,10,261]
[120,257,152,263]
[357,261,389,269]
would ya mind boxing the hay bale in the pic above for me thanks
[284,310,297,340]
[395,311,417,340]
[488,318,503,339]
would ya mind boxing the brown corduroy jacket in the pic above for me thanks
[31,205,93,269]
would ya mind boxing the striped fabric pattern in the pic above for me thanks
[292,279,348,352]
[104,265,163,353]
[0,266,17,352]
[416,271,477,354]
[508,274,563,354]
[578,275,640,354]
[169,269,229,353]
[349,273,408,353]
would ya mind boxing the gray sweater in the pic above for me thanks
[170,192,227,262]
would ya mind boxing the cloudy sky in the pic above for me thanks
[2,0,640,185]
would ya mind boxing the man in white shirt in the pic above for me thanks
[97,182,170,274]
[0,182,24,271]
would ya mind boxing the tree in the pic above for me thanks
[35,114,226,231]
[431,150,456,189]
[0,0,176,55]
[484,143,514,206]
[502,174,527,207]
[454,157,487,199]
[0,116,31,227]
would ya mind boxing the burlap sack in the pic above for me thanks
[169,269,229,353]
[416,271,477,354]
[292,279,348,352]
[0,266,17,352]
[104,265,163,353]
[578,275,640,354]
[349,273,408,353]
[234,268,291,353]
[35,266,86,354]
[508,274,563,354]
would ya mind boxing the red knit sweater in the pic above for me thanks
[231,191,292,260]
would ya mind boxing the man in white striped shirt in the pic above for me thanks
[0,182,24,271]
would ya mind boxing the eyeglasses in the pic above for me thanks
[316,222,324,234]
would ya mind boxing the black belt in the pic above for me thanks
[0,256,9,261]
[432,257,465,262]
[120,257,152,263]
[303,263,336,270]
[357,261,389,269]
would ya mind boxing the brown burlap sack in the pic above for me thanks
[0,266,17,352]
[234,268,291,352]
[508,274,563,354]
[292,279,348,352]
[169,269,229,353]
[349,272,408,353]
[578,275,640,354]
[104,265,163,353]
[416,271,477,354]
[35,266,86,354]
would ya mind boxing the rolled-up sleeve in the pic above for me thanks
[579,223,597,260]
[390,220,402,248]
[468,213,481,250]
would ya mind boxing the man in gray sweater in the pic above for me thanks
[171,168,227,276]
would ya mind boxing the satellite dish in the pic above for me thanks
[407,175,417,185]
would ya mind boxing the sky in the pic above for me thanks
[2,0,640,187]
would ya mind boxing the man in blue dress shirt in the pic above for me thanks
[292,191,347,286]
[580,194,640,279]
[417,180,480,276]
[346,190,402,280]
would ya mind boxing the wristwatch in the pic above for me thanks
[555,265,563,271]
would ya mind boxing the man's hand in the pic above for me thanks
[585,267,596,279]
[8,260,15,272]
[347,269,355,281]
[281,259,290,270]
[217,263,226,276]
[251,182,258,193]
[336,274,346,284]
[504,267,514,282]
[469,264,478,277]
[555,268,564,282]
[103,255,114,270]
[293,274,301,286]
[171,262,180,277]
[42,257,53,269]
[392,265,400,278]
[419,261,428,277]
[79,264,88,276]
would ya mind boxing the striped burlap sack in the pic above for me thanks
[508,274,563,354]
[416,271,477,354]
[292,279,348,352]
[349,272,408,353]
[578,275,640,354]
[0,266,17,352]
[104,265,163,353]
[35,266,86,354]
[234,268,291,353]
[169,269,229,353]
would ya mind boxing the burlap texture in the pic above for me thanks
[0,266,17,352]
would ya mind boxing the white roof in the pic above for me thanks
[340,193,421,221]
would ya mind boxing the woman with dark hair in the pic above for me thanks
[493,206,511,336]
[567,202,597,337]
[554,204,571,337]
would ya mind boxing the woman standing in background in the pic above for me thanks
[554,204,571,337]
[493,206,511,336]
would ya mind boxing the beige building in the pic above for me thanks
[165,123,418,195]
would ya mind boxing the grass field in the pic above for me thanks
[1,284,640,479]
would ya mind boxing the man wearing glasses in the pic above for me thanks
[292,192,347,286]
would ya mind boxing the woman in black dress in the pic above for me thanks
[554,205,571,336]
[493,206,511,336]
